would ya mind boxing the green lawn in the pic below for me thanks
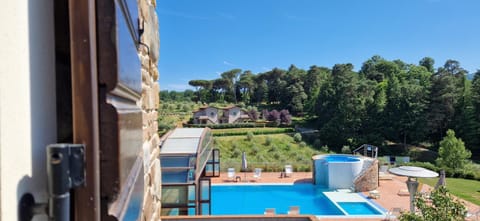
[214,134,322,172]
[418,177,480,206]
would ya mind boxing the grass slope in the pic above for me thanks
[419,177,480,206]
[214,134,322,172]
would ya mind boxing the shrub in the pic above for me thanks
[251,144,259,155]
[269,145,278,153]
[436,129,471,171]
[293,133,302,143]
[265,136,273,145]
[232,148,242,158]
[280,109,292,125]
[320,145,329,153]
[398,186,467,221]
[299,141,307,148]
[246,131,254,141]
[341,145,351,154]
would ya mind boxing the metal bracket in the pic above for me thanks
[19,144,85,221]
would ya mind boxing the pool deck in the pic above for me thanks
[211,172,480,221]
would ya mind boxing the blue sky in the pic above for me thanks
[157,0,480,91]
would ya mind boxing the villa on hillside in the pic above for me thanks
[192,106,252,124]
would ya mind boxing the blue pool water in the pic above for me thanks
[211,184,382,216]
[338,202,383,215]
[323,155,360,162]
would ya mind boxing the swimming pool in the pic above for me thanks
[313,154,375,189]
[211,184,384,216]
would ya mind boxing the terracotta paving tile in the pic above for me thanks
[210,172,480,221]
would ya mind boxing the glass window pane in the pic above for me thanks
[162,170,189,183]
[201,203,210,215]
[162,186,188,204]
[200,180,210,201]
[161,156,190,167]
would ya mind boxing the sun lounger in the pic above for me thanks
[264,208,275,215]
[379,165,394,180]
[288,206,300,215]
[397,189,410,196]
[385,207,403,220]
[284,165,293,177]
[227,168,236,181]
[368,190,380,199]
[253,168,262,180]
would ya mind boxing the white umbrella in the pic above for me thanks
[388,166,438,212]
[388,166,439,178]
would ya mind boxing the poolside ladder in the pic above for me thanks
[352,144,378,158]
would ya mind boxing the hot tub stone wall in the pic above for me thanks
[353,159,379,192]
[139,0,161,220]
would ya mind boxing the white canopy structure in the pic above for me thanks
[388,166,439,178]
[388,166,438,212]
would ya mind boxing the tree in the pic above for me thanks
[252,74,267,104]
[237,71,255,104]
[286,82,307,115]
[426,60,466,145]
[221,69,242,103]
[398,186,467,221]
[279,109,292,125]
[188,80,211,103]
[304,66,329,113]
[419,57,435,73]
[436,129,471,170]
[264,68,287,104]
[382,64,430,150]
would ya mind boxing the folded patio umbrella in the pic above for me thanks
[242,152,248,182]
[241,152,248,171]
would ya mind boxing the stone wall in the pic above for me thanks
[353,159,379,192]
[139,0,161,220]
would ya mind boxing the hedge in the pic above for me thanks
[213,128,295,137]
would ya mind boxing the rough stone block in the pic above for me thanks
[143,126,150,141]
[139,6,159,63]
[150,133,160,150]
[142,69,150,85]
[142,189,153,220]
[149,159,162,199]
[141,56,150,70]
[151,66,159,81]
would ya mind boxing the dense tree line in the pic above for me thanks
[165,56,480,153]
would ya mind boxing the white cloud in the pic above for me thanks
[223,61,236,66]
[164,84,193,91]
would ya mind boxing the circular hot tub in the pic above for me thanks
[312,154,364,189]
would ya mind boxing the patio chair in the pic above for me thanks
[284,165,293,177]
[264,208,275,215]
[253,168,262,180]
[397,189,410,196]
[368,190,380,199]
[288,206,300,215]
[227,168,236,181]
[384,207,403,220]
[379,165,394,180]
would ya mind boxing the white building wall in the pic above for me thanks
[0,0,56,220]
